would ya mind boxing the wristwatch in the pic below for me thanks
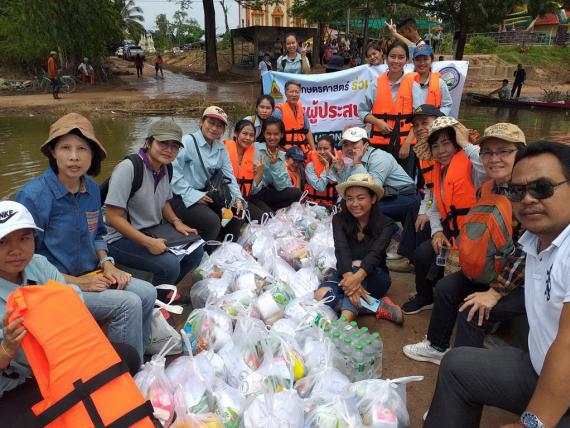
[521,412,546,428]
[98,256,115,268]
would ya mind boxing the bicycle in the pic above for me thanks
[32,72,75,93]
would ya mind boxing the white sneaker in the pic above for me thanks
[402,337,448,365]
[386,240,403,260]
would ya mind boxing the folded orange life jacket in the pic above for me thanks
[7,281,154,428]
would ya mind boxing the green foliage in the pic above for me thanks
[465,35,497,53]
[218,32,232,50]
[151,11,204,50]
[119,0,146,42]
[0,0,123,70]
[494,45,570,69]
[542,88,570,102]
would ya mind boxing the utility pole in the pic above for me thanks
[346,8,351,35]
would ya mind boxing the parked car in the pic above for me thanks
[124,45,144,60]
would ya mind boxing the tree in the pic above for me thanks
[153,14,174,50]
[171,10,204,46]
[117,0,146,43]
[0,0,123,70]
[402,0,520,59]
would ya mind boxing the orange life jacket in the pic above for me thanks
[419,159,436,190]
[304,151,338,207]
[370,73,415,149]
[224,139,255,197]
[414,71,442,108]
[433,150,478,246]
[6,281,154,428]
[276,101,311,154]
[287,163,301,189]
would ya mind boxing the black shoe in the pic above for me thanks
[401,294,434,315]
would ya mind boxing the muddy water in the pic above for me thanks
[0,104,568,199]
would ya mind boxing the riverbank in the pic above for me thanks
[1,56,568,115]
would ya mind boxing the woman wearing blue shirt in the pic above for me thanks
[247,117,303,213]
[170,106,245,246]
[16,113,156,361]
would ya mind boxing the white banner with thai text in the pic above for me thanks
[262,62,468,142]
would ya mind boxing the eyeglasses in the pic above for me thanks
[507,178,569,202]
[480,149,517,160]
[155,140,181,152]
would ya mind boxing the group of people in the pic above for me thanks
[3,34,567,427]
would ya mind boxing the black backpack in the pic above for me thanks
[100,153,173,205]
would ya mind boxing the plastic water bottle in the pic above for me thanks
[368,336,384,378]
[359,326,371,341]
[330,320,340,336]
[351,344,367,381]
[363,339,377,378]
[337,316,348,333]
[331,331,342,348]
[341,337,352,375]
[351,331,362,346]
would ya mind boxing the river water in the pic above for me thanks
[0,104,568,200]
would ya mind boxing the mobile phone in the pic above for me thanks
[360,296,381,313]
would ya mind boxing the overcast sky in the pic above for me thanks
[135,0,240,34]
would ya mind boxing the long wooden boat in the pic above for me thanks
[469,93,570,110]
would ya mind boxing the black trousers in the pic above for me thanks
[50,78,60,98]
[398,206,431,262]
[170,195,243,252]
[512,80,523,98]
[0,343,140,427]
[136,65,143,77]
[413,239,443,301]
[247,187,302,221]
[427,270,526,349]
[424,347,570,428]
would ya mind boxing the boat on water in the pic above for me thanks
[468,93,570,111]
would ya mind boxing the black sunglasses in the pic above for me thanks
[507,178,569,202]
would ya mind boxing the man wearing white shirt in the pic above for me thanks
[424,141,570,428]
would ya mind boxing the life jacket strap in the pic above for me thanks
[36,361,152,428]
[443,205,471,238]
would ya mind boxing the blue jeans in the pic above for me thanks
[83,278,156,361]
[379,189,420,224]
[318,266,391,315]
[109,237,205,286]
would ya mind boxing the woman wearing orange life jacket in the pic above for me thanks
[359,41,416,177]
[273,80,315,155]
[305,135,340,207]
[401,116,487,315]
[224,120,270,222]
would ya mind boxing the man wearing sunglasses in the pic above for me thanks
[424,141,570,428]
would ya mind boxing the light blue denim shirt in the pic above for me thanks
[0,254,79,397]
[276,53,307,74]
[305,162,335,192]
[172,130,244,208]
[358,72,405,122]
[330,147,415,190]
[16,168,108,276]
[251,142,292,193]
[412,74,453,116]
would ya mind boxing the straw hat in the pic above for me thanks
[414,116,459,161]
[336,173,384,200]
[475,123,526,146]
[41,113,107,160]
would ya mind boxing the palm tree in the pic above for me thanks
[117,0,146,42]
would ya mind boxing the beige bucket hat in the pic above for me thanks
[336,173,384,200]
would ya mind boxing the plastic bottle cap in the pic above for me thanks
[350,321,358,327]
[365,339,373,346]
[355,344,363,351]
[360,327,369,334]
[333,331,340,338]
[324,325,330,332]
[340,316,348,322]
[372,332,381,339]
[344,337,352,344]
[332,320,339,327]
[353,332,361,338]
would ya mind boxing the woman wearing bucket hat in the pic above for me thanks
[314,173,404,324]
[401,116,485,315]
[170,106,245,249]
[104,118,205,300]
[16,113,156,361]
[403,122,527,365]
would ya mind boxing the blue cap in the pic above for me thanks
[285,147,305,161]
[413,44,433,59]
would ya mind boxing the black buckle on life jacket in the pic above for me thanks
[309,182,338,204]
[443,205,471,238]
[238,177,254,197]
[35,361,153,428]
[420,164,434,174]
[370,113,413,155]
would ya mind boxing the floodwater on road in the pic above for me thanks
[0,103,568,200]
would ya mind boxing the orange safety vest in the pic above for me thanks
[6,281,154,428]
[433,150,478,245]
[414,71,442,109]
[304,151,338,207]
[419,159,436,190]
[224,139,255,197]
[276,101,311,154]
[287,163,301,189]
[370,73,415,149]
